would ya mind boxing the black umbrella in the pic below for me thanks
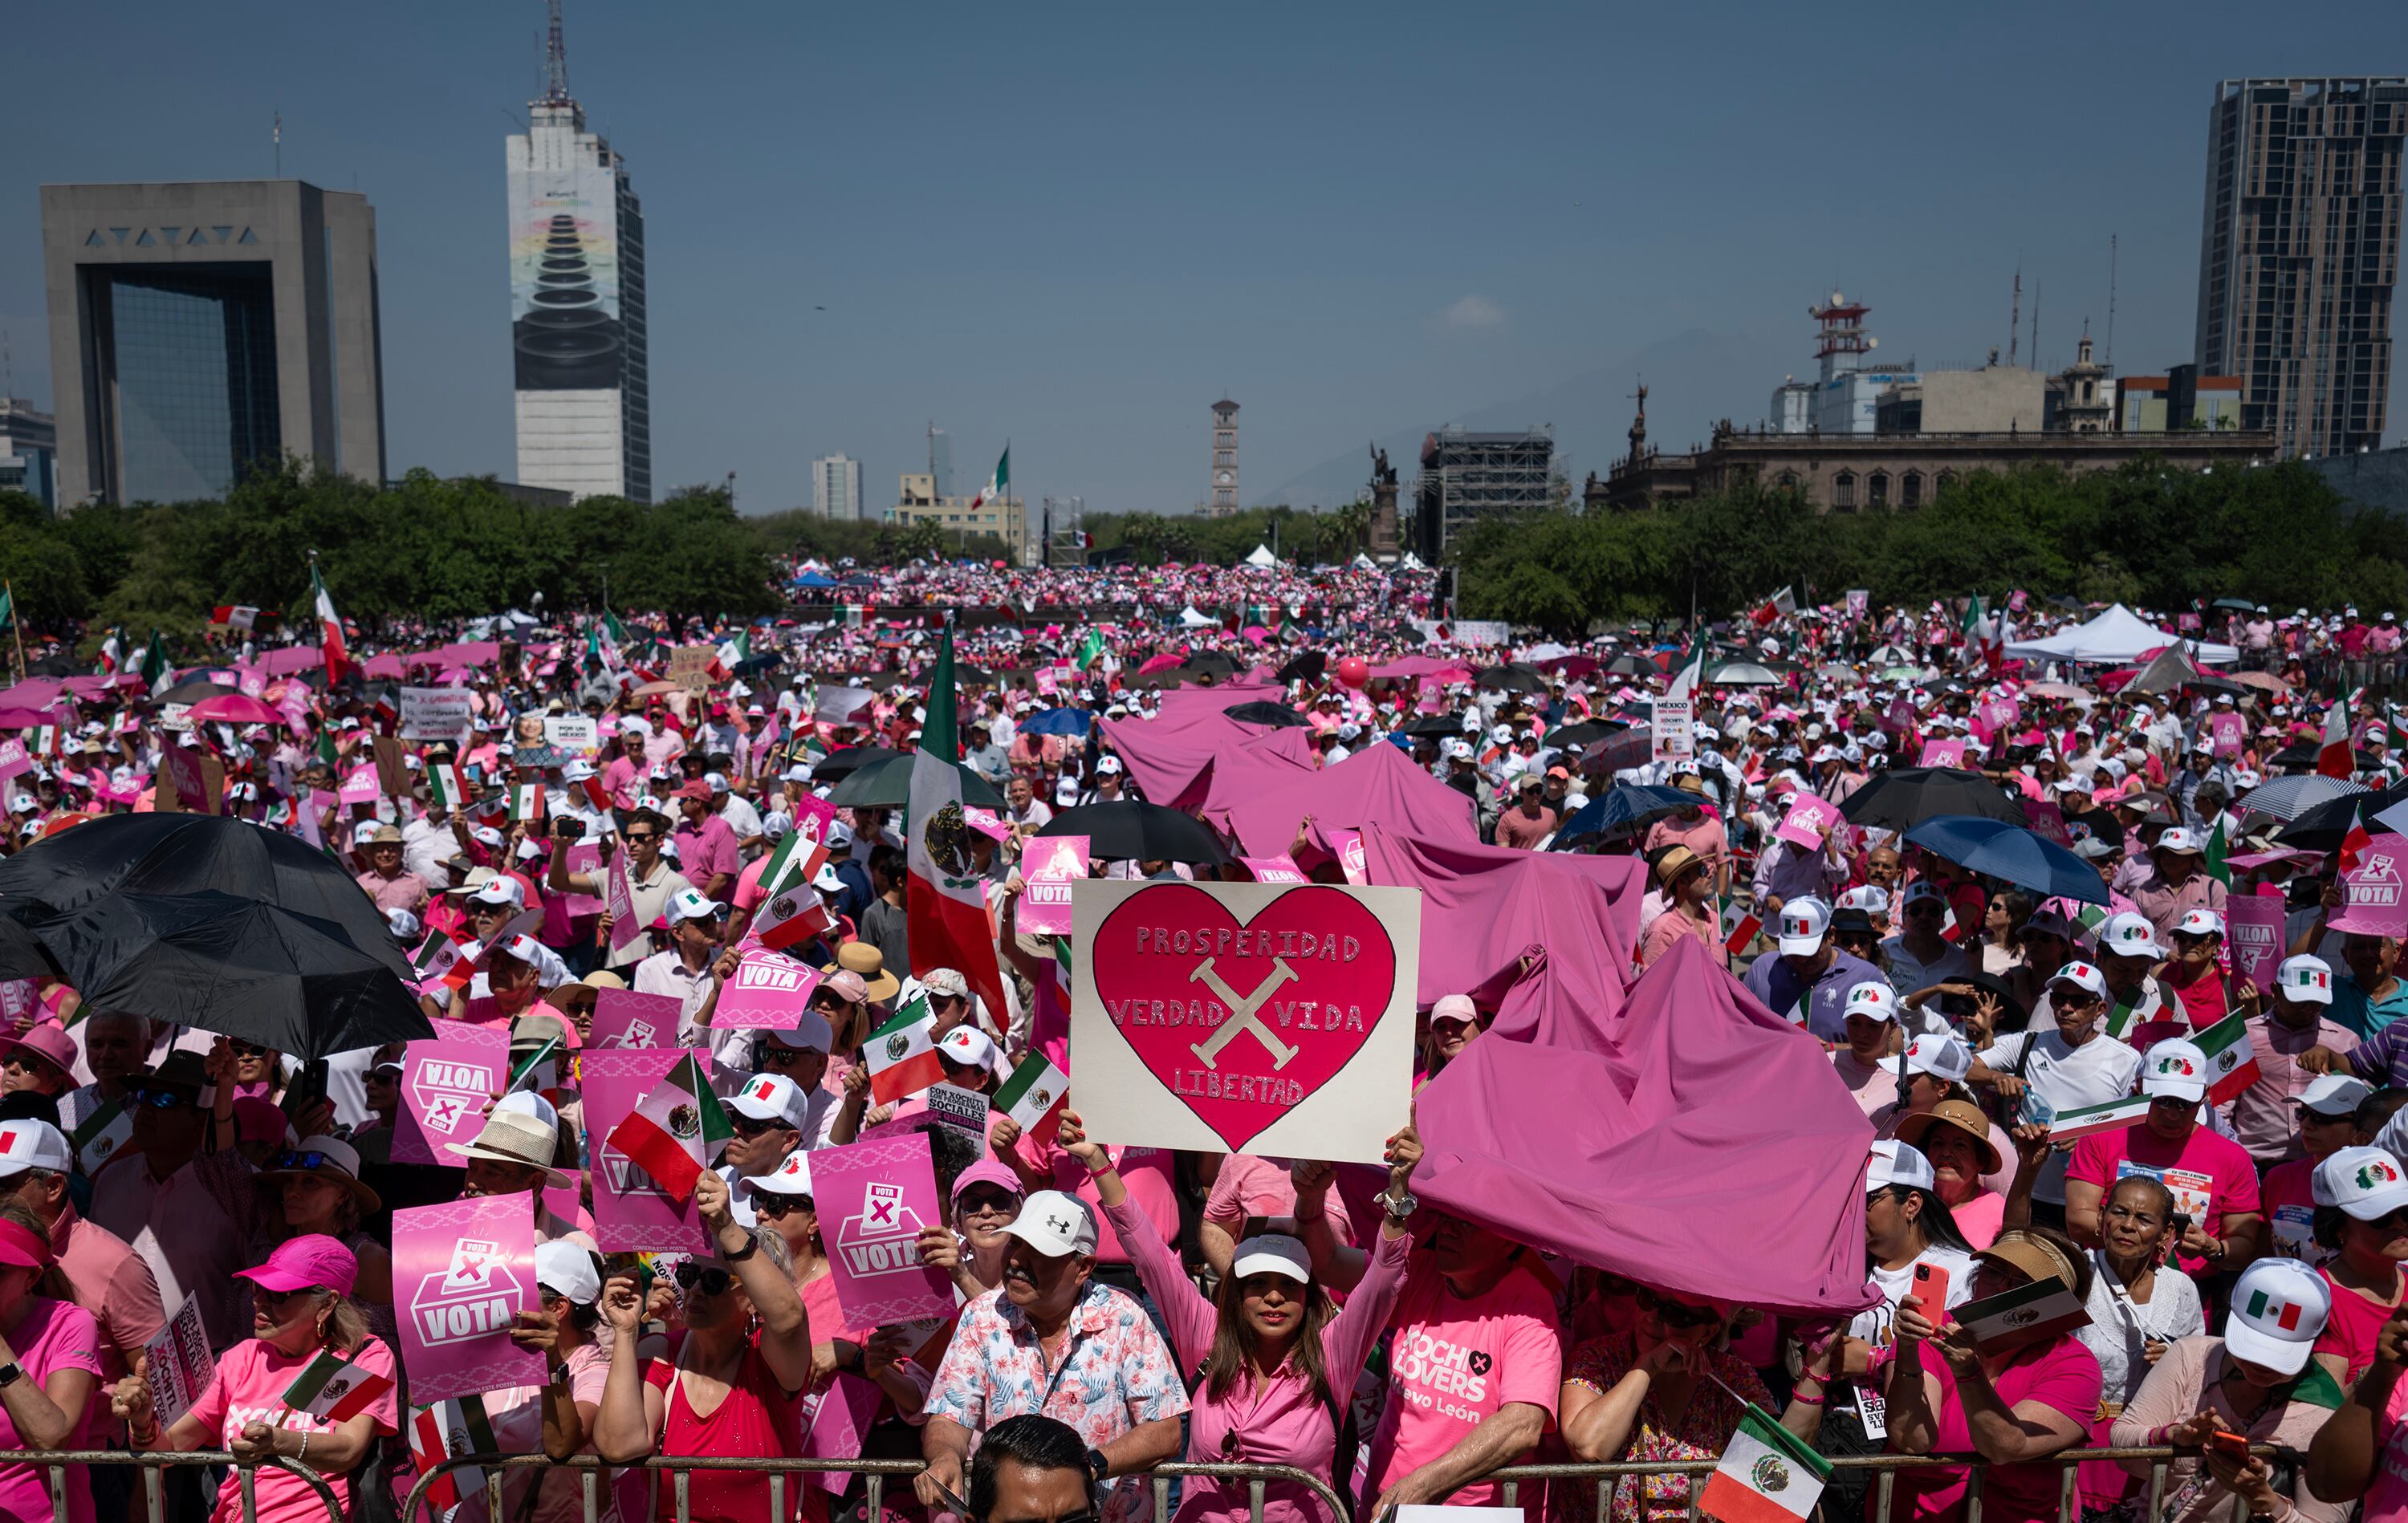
[825,754,1003,810]
[1552,785,1694,845]
[1402,714,1470,738]
[2277,777,2408,848]
[43,891,427,1057]
[811,745,903,782]
[1180,652,1245,679]
[1544,720,1623,748]
[22,652,81,678]
[1603,652,1658,677]
[1473,665,1549,695]
[1839,766,2030,831]
[1275,652,1328,685]
[156,677,238,703]
[2268,744,2380,775]
[731,649,784,678]
[1223,701,1312,729]
[954,664,996,686]
[1037,802,1230,865]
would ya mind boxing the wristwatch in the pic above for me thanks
[0,1362,23,1389]
[723,1233,759,1263]
[1083,1448,1110,1484]
[1379,1188,1420,1222]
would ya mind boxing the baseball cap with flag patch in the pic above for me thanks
[2142,1038,2211,1103]
[1777,898,1832,957]
[2047,961,2109,1001]
[2099,912,2166,961]
[1843,981,1898,1024]
[2223,1258,2332,1375]
[726,1073,806,1129]
[2313,1145,2408,1220]
[0,1119,71,1178]
[2278,955,2336,1005]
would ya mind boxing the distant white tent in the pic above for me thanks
[1351,553,1376,570]
[2004,603,2239,665]
[1243,543,1281,569]
[1400,553,1427,571]
[1178,605,1218,628]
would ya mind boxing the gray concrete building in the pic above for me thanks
[39,181,384,507]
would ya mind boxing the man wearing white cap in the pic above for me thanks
[2227,954,2361,1169]
[919,1191,1186,1522]
[2066,1038,2262,1281]
[1882,882,1975,996]
[1973,961,2145,1219]
[2128,827,2227,947]
[1831,981,1911,1117]
[1742,898,1886,1042]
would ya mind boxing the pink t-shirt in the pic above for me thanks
[1881,1337,2103,1523]
[2264,1158,2326,1265]
[0,1298,103,1523]
[1014,1134,1180,1268]
[2067,1123,2261,1278]
[1204,1154,1356,1245]
[2163,969,2227,1030]
[2316,1263,2406,1383]
[2362,1375,2408,1523]
[1364,1258,1563,1518]
[188,1335,401,1523]
[1950,1191,2006,1251]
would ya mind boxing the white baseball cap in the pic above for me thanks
[2295,1074,2372,1118]
[2098,912,2166,961]
[2141,1037,2211,1103]
[2154,828,2206,855]
[1096,756,1124,776]
[726,1073,807,1128]
[1866,1139,1935,1194]
[742,1148,815,1198]
[1843,981,1898,1024]
[1837,884,1890,914]
[2048,960,2109,1001]
[1230,1233,1312,1284]
[469,878,523,909]
[1882,1033,1973,1085]
[2278,955,2336,1005]
[0,1119,72,1178]
[1778,898,1832,957]
[763,1013,835,1054]
[2223,1258,2331,1375]
[666,889,727,927]
[922,968,970,999]
[938,1025,999,1070]
[2174,908,2226,940]
[534,1241,603,1306]
[1003,1189,1098,1257]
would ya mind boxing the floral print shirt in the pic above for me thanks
[926,1281,1190,1523]
[1551,1333,1771,1523]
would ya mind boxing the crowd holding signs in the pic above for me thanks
[10,571,2408,1523]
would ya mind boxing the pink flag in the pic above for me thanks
[582,1048,713,1253]
[605,856,643,952]
[1775,792,1844,851]
[588,989,680,1050]
[393,1194,543,1403]
[713,951,824,1030]
[1239,854,1308,883]
[812,1133,958,1327]
[393,1029,507,1167]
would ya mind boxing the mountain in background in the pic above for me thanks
[1249,327,1786,511]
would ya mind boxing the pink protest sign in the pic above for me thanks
[559,841,607,916]
[714,950,824,1030]
[1019,834,1088,936]
[790,794,839,847]
[605,857,643,952]
[2333,834,2408,936]
[1921,740,1968,770]
[2226,892,2287,995]
[338,765,380,806]
[393,1194,543,1403]
[2026,800,2073,847]
[2207,713,2247,757]
[1977,697,2020,735]
[799,1373,885,1493]
[583,1048,710,1253]
[813,1132,957,1326]
[1240,854,1308,884]
[393,1027,509,1167]
[1326,828,1369,886]
[165,747,217,813]
[588,988,679,1050]
[1775,792,1844,851]
[0,741,30,785]
[1068,879,1421,1164]
[1035,666,1060,698]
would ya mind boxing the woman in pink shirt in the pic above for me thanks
[1063,1109,1420,1523]
[1637,847,1718,969]
[0,1208,101,1523]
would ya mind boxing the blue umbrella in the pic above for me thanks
[1019,708,1092,737]
[1552,784,1695,847]
[1902,814,2108,904]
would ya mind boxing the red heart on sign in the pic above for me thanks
[1092,883,1397,1151]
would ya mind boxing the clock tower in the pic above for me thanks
[1209,398,1239,516]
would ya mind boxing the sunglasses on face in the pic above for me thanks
[624,832,660,845]
[0,1055,54,1076]
[958,1188,1019,1219]
[133,1088,196,1110]
[271,1150,337,1174]
[754,1194,812,1220]
[727,1115,787,1139]
[759,1046,820,1066]
[673,1262,737,1297]
[230,1042,271,1059]
[1633,1288,1719,1329]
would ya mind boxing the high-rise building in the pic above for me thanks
[0,401,57,507]
[2196,77,2406,459]
[39,180,385,507]
[1209,399,1239,515]
[508,2,649,502]
[813,453,861,519]
[1411,426,1552,560]
[926,424,954,500]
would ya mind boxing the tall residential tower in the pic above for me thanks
[507,1,649,501]
[2195,77,2406,459]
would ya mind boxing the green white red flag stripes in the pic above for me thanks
[425,762,468,812]
[2193,1011,2260,1106]
[995,1051,1069,1134]
[1697,1404,1830,1523]
[970,445,1010,511]
[2320,697,2356,779]
[278,1348,394,1423]
[754,880,833,951]
[905,629,1011,1023]
[603,1052,730,1200]
[408,1396,495,1512]
[864,996,942,1106]
[2046,1094,2152,1142]
[1954,1275,2090,1351]
[311,563,351,685]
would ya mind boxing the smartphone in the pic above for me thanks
[2206,1429,2250,1460]
[1903,1261,1950,1327]
[280,1058,330,1128]
[2169,1212,2194,1238]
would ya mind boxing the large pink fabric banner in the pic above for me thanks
[393,1193,543,1403]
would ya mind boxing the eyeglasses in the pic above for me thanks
[957,1188,1019,1219]
[229,1041,271,1059]
[2367,1208,2408,1230]
[673,1262,737,1296]
[1633,1287,1720,1329]
[754,1194,811,1220]
[624,832,660,845]
[727,1115,788,1139]
[0,1054,53,1076]
[759,1046,820,1066]
[132,1088,196,1110]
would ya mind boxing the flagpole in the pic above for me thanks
[4,582,20,682]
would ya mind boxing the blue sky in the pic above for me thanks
[4,2,2402,514]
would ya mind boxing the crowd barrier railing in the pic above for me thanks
[0,1442,2282,1523]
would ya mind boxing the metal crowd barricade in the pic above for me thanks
[0,1448,347,1523]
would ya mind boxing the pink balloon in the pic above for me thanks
[1336,656,1371,688]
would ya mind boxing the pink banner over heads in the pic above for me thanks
[1224,741,1479,863]
[1412,934,1879,1318]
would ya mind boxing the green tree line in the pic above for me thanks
[1451,458,2408,634]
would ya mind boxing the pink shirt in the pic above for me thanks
[461,1340,619,1523]
[673,814,742,890]
[2229,1014,2360,1164]
[51,1204,166,1385]
[1204,1154,1356,1246]
[1015,1135,1179,1267]
[1103,1198,1408,1523]
[1950,1191,2006,1251]
[2316,1263,2405,1383]
[1364,1259,1563,1518]
[0,1298,103,1523]
[189,1335,401,1523]
[1880,1337,2102,1523]
[2360,1375,2408,1523]
[2068,1123,2261,1280]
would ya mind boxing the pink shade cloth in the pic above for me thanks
[359,653,408,680]
[254,646,327,675]
[184,694,281,725]
[1099,709,1312,813]
[1411,933,1881,1318]
[1223,741,1478,861]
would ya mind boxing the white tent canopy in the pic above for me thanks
[1178,605,1218,628]
[1243,543,1281,569]
[2003,603,2239,665]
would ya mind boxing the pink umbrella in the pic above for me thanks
[1136,652,1184,676]
[360,653,408,680]
[258,646,323,676]
[184,694,283,725]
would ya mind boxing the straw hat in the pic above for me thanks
[825,941,901,1002]
[444,1107,575,1190]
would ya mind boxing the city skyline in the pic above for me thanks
[1,2,2402,517]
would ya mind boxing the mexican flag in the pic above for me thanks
[2340,802,2373,875]
[425,762,468,813]
[97,626,124,676]
[995,1051,1069,1135]
[311,564,351,685]
[1665,643,1709,703]
[1697,1404,1830,1523]
[2319,697,2356,779]
[1960,594,2003,674]
[863,995,942,1106]
[408,1396,495,1513]
[1076,630,1105,671]
[969,445,1010,512]
[755,829,826,901]
[410,928,463,986]
[712,630,751,680]
[507,1036,563,1099]
[2194,1011,2260,1105]
[2204,814,2231,887]
[1721,899,1762,956]
[507,783,543,823]
[905,629,1011,1022]
[211,605,272,631]
[2047,1093,2152,1142]
[70,1098,131,1176]
[279,1349,394,1423]
[140,630,172,698]
[1749,587,1796,629]
[1956,1276,2090,1351]
[604,1052,731,1200]
[753,880,833,952]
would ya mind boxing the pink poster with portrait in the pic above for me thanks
[583,1048,712,1253]
[1019,834,1088,936]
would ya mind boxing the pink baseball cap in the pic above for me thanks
[235,1233,360,1298]
[0,1219,50,1271]
[951,1158,1025,1202]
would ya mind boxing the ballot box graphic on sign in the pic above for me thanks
[836,1183,929,1279]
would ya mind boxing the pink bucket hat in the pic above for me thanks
[234,1233,360,1298]
[0,1022,76,1079]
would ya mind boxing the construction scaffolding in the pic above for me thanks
[1410,425,1554,561]
[1042,494,1087,567]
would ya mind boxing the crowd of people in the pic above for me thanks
[7,571,2408,1523]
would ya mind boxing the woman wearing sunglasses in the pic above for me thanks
[920,1158,1026,1302]
[255,1137,397,1347]
[112,1235,399,1523]
[593,1170,816,1523]
[1056,1107,1420,1523]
